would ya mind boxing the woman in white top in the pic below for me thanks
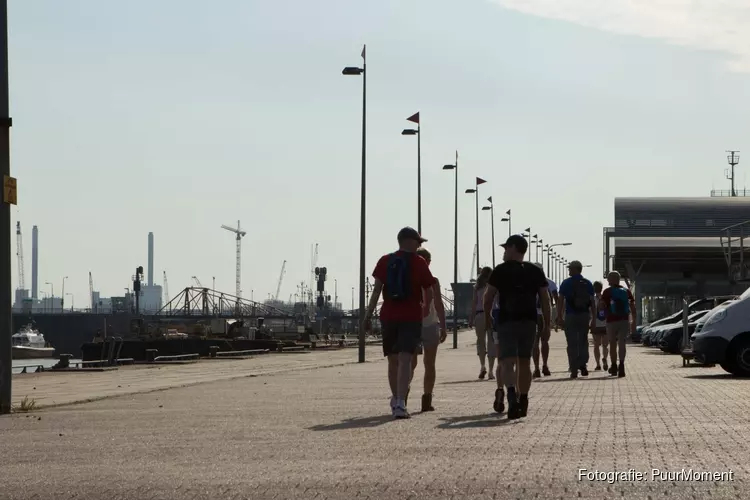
[592,281,609,372]
[469,267,495,380]
[409,248,447,412]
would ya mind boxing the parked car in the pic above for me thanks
[641,296,736,346]
[657,310,712,354]
[691,288,750,376]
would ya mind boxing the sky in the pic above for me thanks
[8,0,750,310]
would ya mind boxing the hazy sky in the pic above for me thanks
[9,0,750,309]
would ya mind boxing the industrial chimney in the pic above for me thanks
[147,232,154,286]
[31,225,38,299]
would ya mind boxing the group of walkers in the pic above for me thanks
[364,227,637,420]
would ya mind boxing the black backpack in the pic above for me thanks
[383,253,411,301]
[569,279,592,312]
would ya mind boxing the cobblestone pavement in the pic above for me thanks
[2,331,748,499]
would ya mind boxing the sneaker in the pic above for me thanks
[488,371,495,380]
[594,365,601,371]
[532,368,541,378]
[421,393,435,412]
[580,365,589,377]
[608,363,618,376]
[602,361,609,372]
[518,395,528,418]
[618,364,626,378]
[390,396,397,410]
[479,368,487,380]
[493,388,505,414]
[393,404,410,419]
[542,366,551,377]
[507,392,520,420]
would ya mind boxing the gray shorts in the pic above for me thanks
[421,323,441,350]
[492,320,536,359]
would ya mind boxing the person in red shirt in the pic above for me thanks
[364,227,436,419]
[599,271,636,378]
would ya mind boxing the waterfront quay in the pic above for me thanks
[1,332,749,500]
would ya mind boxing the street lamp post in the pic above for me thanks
[61,276,68,313]
[443,152,459,349]
[547,243,572,282]
[482,196,496,267]
[500,209,511,237]
[0,0,12,415]
[343,44,367,363]
[465,177,486,276]
[402,112,421,232]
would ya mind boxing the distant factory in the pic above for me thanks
[13,227,163,314]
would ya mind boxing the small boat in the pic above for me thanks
[12,324,55,359]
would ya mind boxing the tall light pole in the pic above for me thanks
[402,112,421,232]
[61,276,68,313]
[500,209,511,237]
[531,234,538,263]
[465,177,487,275]
[548,242,572,281]
[443,152,459,349]
[343,44,367,363]
[0,0,11,414]
[482,197,496,267]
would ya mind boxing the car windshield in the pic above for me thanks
[739,287,750,300]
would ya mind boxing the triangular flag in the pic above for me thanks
[361,45,366,60]
[524,227,531,232]
[406,112,420,124]
[487,196,493,203]
[476,177,487,185]
[506,209,511,215]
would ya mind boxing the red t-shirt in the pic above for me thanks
[600,285,634,323]
[373,251,436,322]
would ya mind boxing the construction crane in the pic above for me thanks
[192,276,203,287]
[89,271,94,311]
[274,260,286,301]
[163,271,169,302]
[15,221,24,291]
[221,220,247,299]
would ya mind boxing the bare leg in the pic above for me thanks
[501,358,517,390]
[517,357,532,394]
[387,355,399,396]
[396,352,413,401]
[495,344,504,388]
[532,337,541,372]
[593,335,601,367]
[423,347,437,394]
[541,339,550,368]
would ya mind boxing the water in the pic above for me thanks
[12,358,81,374]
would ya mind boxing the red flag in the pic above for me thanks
[476,177,487,185]
[406,112,420,124]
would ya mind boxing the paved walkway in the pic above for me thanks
[2,330,748,499]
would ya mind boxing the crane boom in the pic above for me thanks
[222,220,246,299]
[16,221,24,291]
[274,260,286,301]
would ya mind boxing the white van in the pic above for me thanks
[691,288,750,376]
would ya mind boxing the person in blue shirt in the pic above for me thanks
[556,260,596,378]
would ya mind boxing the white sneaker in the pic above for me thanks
[393,404,410,419]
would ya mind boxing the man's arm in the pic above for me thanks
[549,289,558,307]
[539,285,551,331]
[365,280,383,318]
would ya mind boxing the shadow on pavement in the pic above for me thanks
[307,414,393,431]
[440,379,485,385]
[534,376,614,383]
[436,414,509,429]
[684,373,745,380]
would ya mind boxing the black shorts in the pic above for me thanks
[493,320,536,359]
[381,321,422,356]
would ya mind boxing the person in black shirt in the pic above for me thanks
[483,234,550,420]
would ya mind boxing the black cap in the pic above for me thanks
[500,234,528,253]
[397,226,427,243]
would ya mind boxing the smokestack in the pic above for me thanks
[31,226,38,299]
[147,232,154,286]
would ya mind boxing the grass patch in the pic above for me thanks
[13,396,37,413]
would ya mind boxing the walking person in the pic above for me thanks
[531,262,558,378]
[483,235,550,420]
[469,267,495,380]
[599,271,636,377]
[364,227,436,419]
[592,281,609,372]
[556,260,595,379]
[410,247,448,411]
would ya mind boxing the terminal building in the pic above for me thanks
[603,194,750,324]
